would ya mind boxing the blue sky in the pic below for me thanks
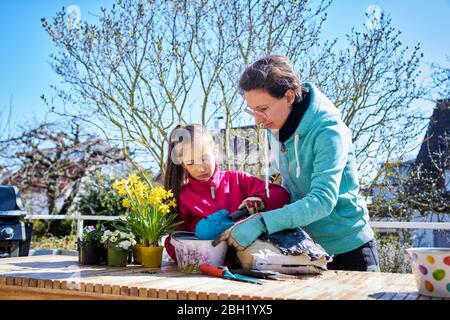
[0,0,113,126]
[1,0,449,130]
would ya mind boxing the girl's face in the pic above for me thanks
[180,143,216,181]
[243,88,295,130]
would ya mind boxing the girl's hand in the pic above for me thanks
[213,213,267,250]
[238,196,265,215]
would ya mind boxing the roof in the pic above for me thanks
[415,99,450,171]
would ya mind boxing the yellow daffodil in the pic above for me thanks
[122,199,131,208]
[159,204,170,215]
[112,173,181,245]
[112,181,124,191]
[167,198,177,208]
[128,173,140,185]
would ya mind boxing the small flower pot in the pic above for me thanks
[100,247,108,265]
[78,245,101,265]
[140,246,164,268]
[107,247,129,267]
[133,243,145,265]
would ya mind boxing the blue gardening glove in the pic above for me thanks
[214,213,267,250]
[194,209,232,240]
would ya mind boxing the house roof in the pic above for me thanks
[415,99,450,170]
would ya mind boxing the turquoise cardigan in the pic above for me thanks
[261,82,374,255]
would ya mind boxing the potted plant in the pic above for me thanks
[112,174,182,268]
[101,230,136,267]
[77,225,105,265]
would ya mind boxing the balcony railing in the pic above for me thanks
[24,214,450,239]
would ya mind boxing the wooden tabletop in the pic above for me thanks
[0,254,435,300]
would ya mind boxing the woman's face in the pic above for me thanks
[180,144,216,181]
[244,88,295,130]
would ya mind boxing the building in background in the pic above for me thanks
[369,99,450,247]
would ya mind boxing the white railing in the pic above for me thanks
[24,214,450,239]
[369,221,450,230]
[25,214,125,239]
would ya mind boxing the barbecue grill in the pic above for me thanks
[0,186,33,258]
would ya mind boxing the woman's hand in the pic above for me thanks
[238,196,265,215]
[213,213,267,250]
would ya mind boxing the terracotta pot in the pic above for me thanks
[78,245,101,265]
[140,246,163,268]
[107,247,129,267]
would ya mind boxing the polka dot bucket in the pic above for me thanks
[406,248,450,298]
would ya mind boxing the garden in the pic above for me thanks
[0,0,449,301]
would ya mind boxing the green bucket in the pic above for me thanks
[107,247,129,267]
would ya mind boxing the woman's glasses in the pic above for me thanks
[244,107,268,120]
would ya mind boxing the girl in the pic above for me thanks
[217,55,380,272]
[163,124,290,262]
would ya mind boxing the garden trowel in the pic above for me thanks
[199,263,263,285]
[194,208,249,240]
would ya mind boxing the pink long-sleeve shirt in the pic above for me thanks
[164,165,291,261]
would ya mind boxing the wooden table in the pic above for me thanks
[0,254,438,300]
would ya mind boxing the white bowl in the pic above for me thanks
[170,231,228,273]
[406,247,450,298]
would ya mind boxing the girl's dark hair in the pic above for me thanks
[163,124,215,204]
[238,55,304,102]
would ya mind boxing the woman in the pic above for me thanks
[217,55,380,272]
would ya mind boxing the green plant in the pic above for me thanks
[112,174,182,246]
[375,232,412,274]
[31,219,74,238]
[101,230,136,251]
[31,220,48,238]
[74,170,126,221]
[76,225,105,248]
[59,219,74,236]
[31,234,78,250]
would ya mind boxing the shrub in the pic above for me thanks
[30,219,73,238]
[375,233,412,273]
[31,234,78,250]
[74,170,126,229]
[31,220,48,238]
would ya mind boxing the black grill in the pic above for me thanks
[0,186,33,258]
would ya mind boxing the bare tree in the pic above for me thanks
[0,121,128,235]
[431,57,450,99]
[368,103,450,219]
[0,97,14,157]
[306,13,426,186]
[42,0,425,187]
[41,0,330,174]
[407,132,450,214]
